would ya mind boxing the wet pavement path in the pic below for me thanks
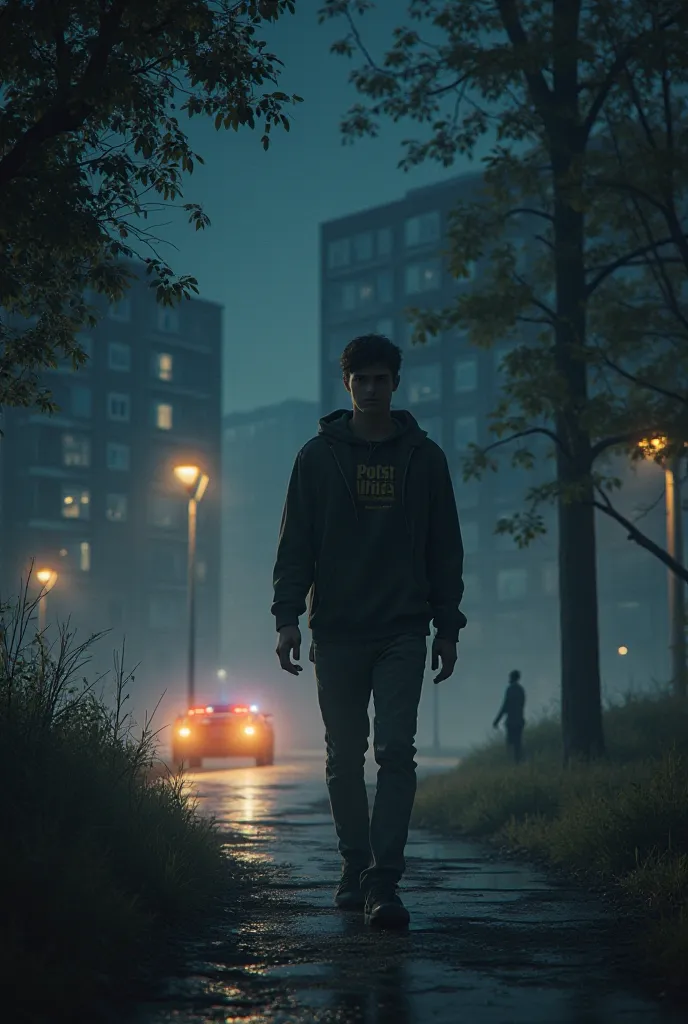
[134,755,687,1024]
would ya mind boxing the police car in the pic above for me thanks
[171,703,275,768]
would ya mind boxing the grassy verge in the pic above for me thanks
[1,590,251,1023]
[413,691,688,992]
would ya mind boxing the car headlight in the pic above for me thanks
[178,727,191,737]
[244,725,255,736]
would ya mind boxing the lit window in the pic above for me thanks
[353,232,374,262]
[406,364,441,405]
[462,520,478,556]
[157,306,180,333]
[107,298,131,322]
[106,442,130,471]
[404,211,440,248]
[497,568,528,601]
[62,433,91,467]
[154,402,173,430]
[61,486,90,520]
[417,417,442,444]
[454,416,477,451]
[454,357,478,393]
[377,227,392,257]
[405,259,442,295]
[106,493,128,522]
[108,342,131,372]
[80,542,91,572]
[153,352,173,382]
[71,385,92,418]
[327,238,351,270]
[107,392,130,422]
[58,542,91,570]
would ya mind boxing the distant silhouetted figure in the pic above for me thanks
[493,670,526,762]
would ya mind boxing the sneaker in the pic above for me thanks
[364,886,410,929]
[334,866,365,909]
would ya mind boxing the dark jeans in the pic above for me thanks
[506,721,524,763]
[312,633,427,891]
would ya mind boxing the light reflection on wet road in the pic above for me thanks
[134,755,688,1024]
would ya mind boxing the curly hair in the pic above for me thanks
[340,334,402,379]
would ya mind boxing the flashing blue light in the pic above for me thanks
[250,704,259,712]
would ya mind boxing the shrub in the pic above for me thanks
[0,585,243,1020]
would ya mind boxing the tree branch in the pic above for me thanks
[591,486,688,584]
[0,0,132,186]
[480,426,567,459]
[495,0,553,126]
[584,236,678,297]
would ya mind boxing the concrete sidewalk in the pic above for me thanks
[133,758,688,1024]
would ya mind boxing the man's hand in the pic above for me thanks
[431,637,457,684]
[276,625,303,675]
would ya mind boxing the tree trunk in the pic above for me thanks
[557,458,606,761]
[549,31,606,759]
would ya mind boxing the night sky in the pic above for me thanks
[157,1,481,413]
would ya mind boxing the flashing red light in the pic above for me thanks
[231,704,249,714]
[188,706,211,716]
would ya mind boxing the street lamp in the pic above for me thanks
[638,437,686,697]
[174,464,210,707]
[35,568,58,633]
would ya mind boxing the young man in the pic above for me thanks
[493,670,526,763]
[271,334,466,929]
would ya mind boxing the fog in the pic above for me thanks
[7,0,677,758]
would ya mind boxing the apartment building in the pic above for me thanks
[0,267,223,718]
[319,176,670,726]
[221,399,320,748]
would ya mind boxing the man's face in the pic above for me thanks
[345,363,398,413]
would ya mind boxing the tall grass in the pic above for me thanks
[413,692,688,991]
[1,583,245,1022]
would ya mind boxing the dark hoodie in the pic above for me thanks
[271,409,466,643]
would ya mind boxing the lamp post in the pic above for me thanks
[639,438,686,697]
[35,568,58,633]
[174,465,210,707]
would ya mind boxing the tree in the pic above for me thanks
[0,0,301,414]
[319,0,688,760]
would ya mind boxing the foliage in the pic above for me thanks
[413,690,688,991]
[0,0,301,413]
[0,580,252,1020]
[318,0,688,579]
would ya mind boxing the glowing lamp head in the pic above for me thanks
[36,568,57,587]
[618,645,628,656]
[178,726,191,737]
[174,464,201,488]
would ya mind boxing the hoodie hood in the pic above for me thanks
[317,409,427,446]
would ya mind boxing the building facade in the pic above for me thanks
[221,399,321,750]
[0,268,223,723]
[319,176,671,739]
